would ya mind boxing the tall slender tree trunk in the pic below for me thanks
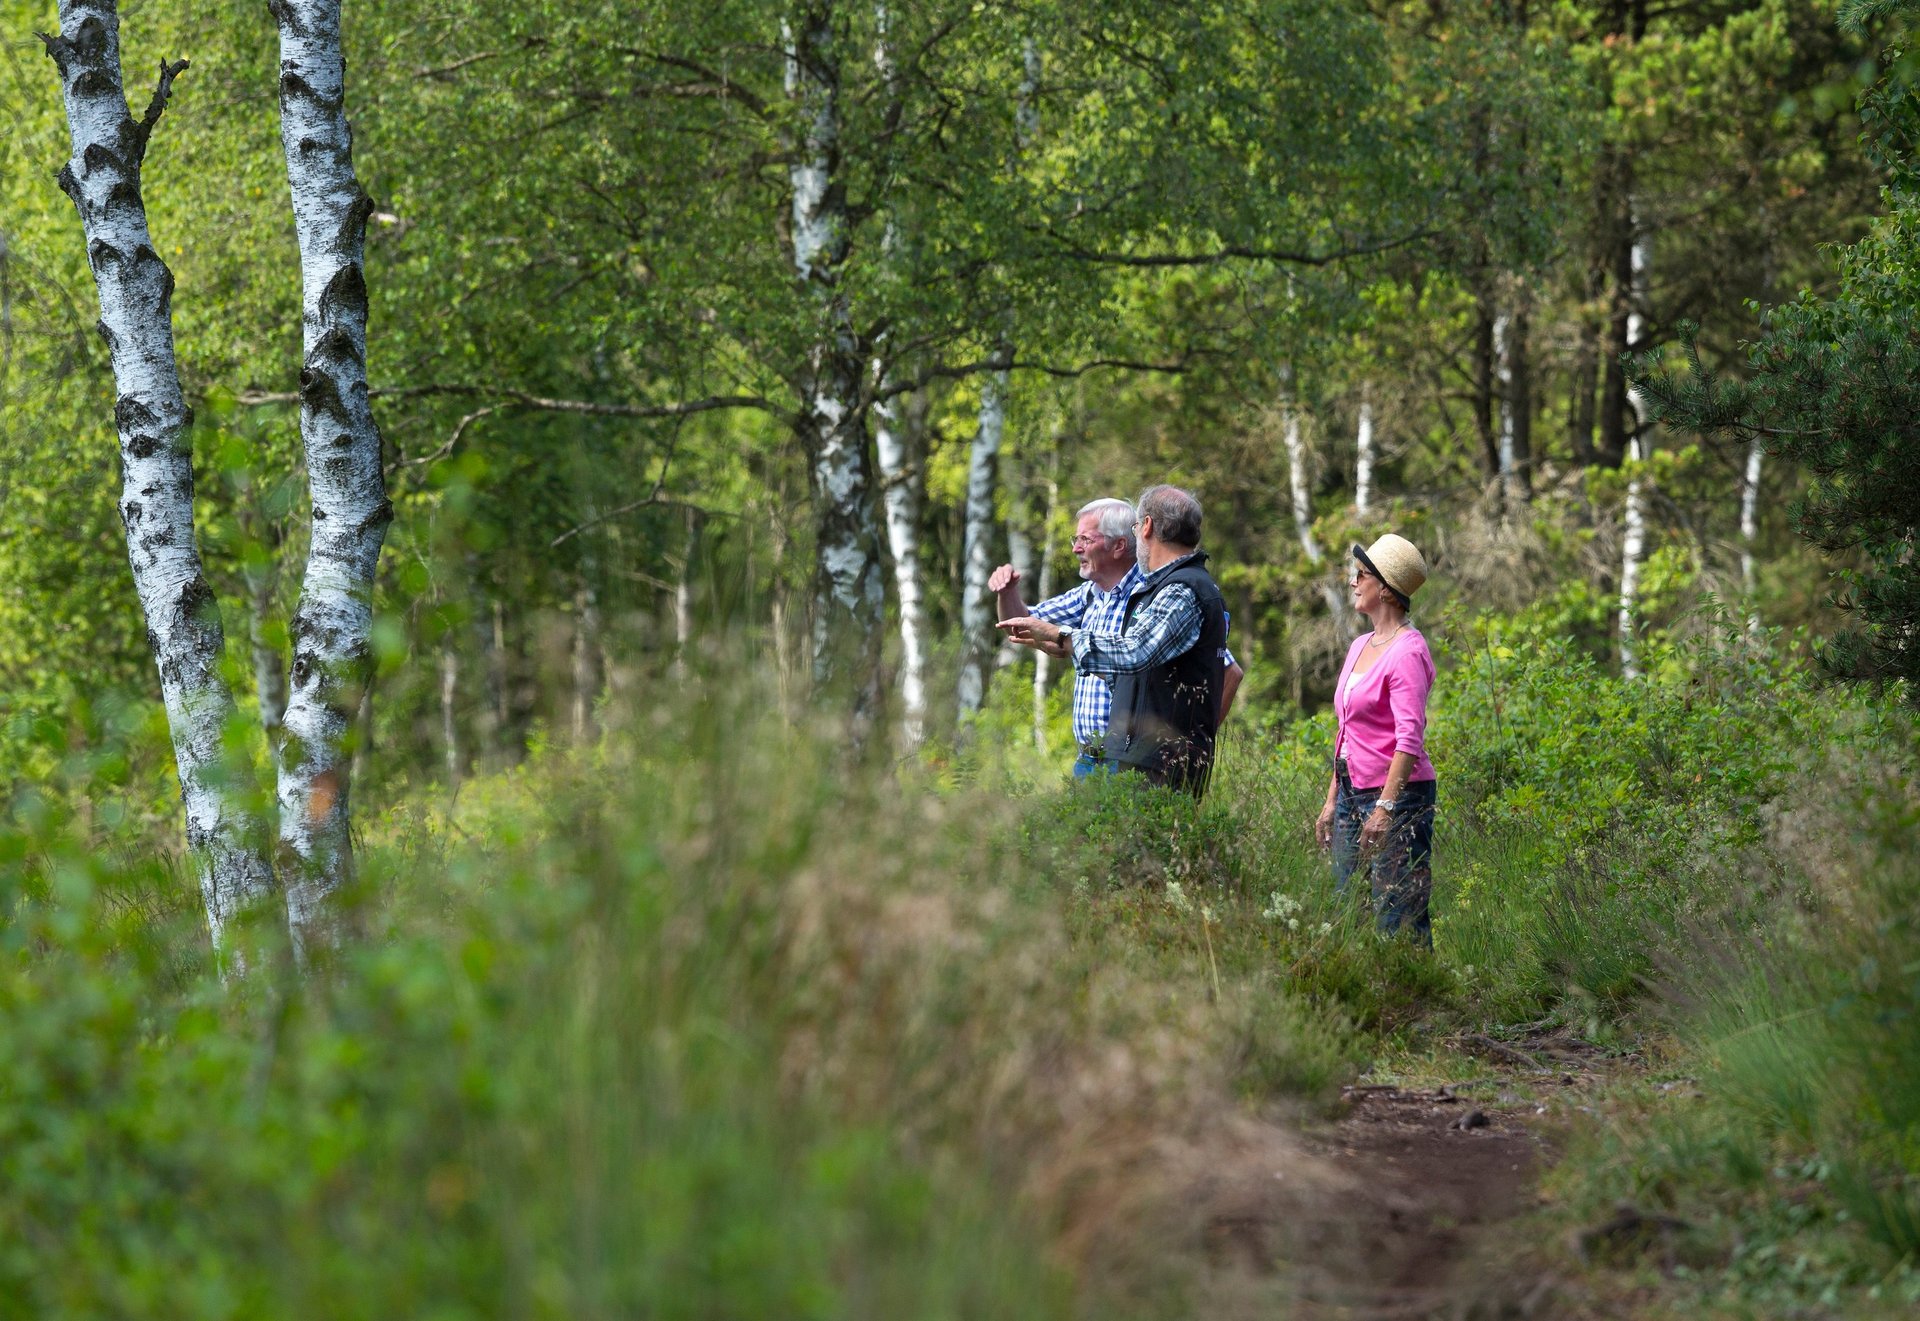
[1493,310,1516,508]
[1740,437,1763,631]
[1279,376,1349,631]
[484,597,509,761]
[1031,473,1058,752]
[955,363,1006,718]
[786,3,885,720]
[673,507,699,678]
[1353,388,1374,516]
[41,3,277,960]
[1509,299,1534,498]
[270,0,393,960]
[873,383,928,746]
[1473,302,1500,482]
[1618,224,1651,678]
[571,579,599,742]
[439,639,460,790]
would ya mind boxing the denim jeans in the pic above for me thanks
[1332,776,1437,947]
[1072,751,1116,779]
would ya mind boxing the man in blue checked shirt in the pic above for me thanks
[990,494,1242,779]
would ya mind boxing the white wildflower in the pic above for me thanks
[1166,881,1193,915]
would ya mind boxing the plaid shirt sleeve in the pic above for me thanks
[1071,584,1202,678]
[1029,584,1091,627]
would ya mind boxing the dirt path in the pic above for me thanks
[1288,1079,1552,1318]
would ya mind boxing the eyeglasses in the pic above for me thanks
[1349,568,1381,585]
[1070,534,1103,549]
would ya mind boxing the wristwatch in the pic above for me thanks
[1375,798,1399,814]
[1056,626,1074,648]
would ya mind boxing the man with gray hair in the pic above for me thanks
[999,485,1233,796]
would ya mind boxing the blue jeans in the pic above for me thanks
[1332,777,1437,947]
[1073,751,1117,779]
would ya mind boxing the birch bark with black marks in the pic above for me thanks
[869,11,928,746]
[786,3,885,718]
[1618,225,1651,679]
[873,384,928,744]
[269,0,392,959]
[955,362,1006,718]
[41,1,277,958]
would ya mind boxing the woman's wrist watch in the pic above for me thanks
[1375,798,1398,814]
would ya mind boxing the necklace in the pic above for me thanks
[1367,624,1404,649]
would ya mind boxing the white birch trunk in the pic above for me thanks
[1494,311,1517,508]
[1279,382,1349,629]
[1032,476,1058,752]
[674,515,696,678]
[873,387,928,746]
[1353,390,1374,516]
[1618,226,1651,679]
[1283,405,1321,564]
[1740,436,1763,633]
[270,0,393,959]
[42,2,277,959]
[786,4,886,716]
[955,365,1006,716]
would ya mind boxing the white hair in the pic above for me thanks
[1076,497,1135,543]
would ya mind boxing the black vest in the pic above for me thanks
[1102,552,1228,796]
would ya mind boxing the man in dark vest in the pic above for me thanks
[997,485,1229,796]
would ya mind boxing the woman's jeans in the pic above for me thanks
[1332,776,1437,947]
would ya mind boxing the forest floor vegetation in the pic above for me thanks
[2,636,1917,1317]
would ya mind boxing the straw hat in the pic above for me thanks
[1352,534,1427,601]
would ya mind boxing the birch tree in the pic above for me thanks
[786,1,886,716]
[954,365,1005,718]
[1353,388,1374,515]
[1278,371,1349,629]
[270,0,393,956]
[1617,226,1651,678]
[40,0,277,958]
[1739,436,1762,629]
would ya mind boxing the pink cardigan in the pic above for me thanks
[1333,627,1437,789]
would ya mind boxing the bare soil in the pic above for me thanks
[1288,1080,1553,1318]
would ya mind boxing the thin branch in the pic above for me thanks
[876,350,1209,401]
[1040,227,1435,269]
[130,58,190,165]
[234,381,788,423]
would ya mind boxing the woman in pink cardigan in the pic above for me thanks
[1314,534,1437,946]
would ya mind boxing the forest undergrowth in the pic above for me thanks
[1,633,1917,1318]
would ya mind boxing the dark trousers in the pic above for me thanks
[1332,775,1437,947]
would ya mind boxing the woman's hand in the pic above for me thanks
[1314,801,1334,851]
[1357,805,1392,856]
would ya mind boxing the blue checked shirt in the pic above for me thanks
[1032,560,1236,749]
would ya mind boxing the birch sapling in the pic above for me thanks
[270,0,394,957]
[40,0,278,959]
